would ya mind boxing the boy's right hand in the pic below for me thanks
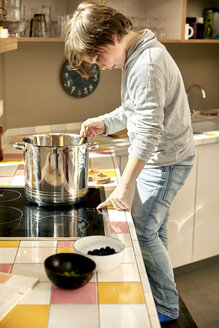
[80,117,106,138]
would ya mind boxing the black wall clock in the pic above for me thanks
[62,60,100,98]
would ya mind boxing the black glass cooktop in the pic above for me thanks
[0,187,107,239]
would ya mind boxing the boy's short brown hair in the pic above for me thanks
[65,1,132,78]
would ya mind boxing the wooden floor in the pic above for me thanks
[173,255,219,328]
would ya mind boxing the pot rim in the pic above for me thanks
[22,133,88,148]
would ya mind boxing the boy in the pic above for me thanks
[65,1,195,322]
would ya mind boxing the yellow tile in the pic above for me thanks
[57,247,74,253]
[98,282,145,304]
[0,241,20,247]
[95,141,106,145]
[0,159,21,164]
[107,204,115,210]
[101,170,116,177]
[0,183,10,186]
[0,272,11,283]
[98,147,109,150]
[0,305,49,328]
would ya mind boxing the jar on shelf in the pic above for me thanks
[203,9,213,39]
[5,0,21,21]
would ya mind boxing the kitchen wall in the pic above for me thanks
[3,41,219,130]
[4,42,121,129]
[166,43,219,111]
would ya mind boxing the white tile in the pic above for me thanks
[111,233,132,247]
[12,263,49,282]
[15,247,56,263]
[20,282,51,304]
[10,175,25,186]
[123,247,136,264]
[0,164,19,177]
[48,304,99,328]
[0,248,17,263]
[20,240,57,248]
[108,210,127,222]
[98,263,140,282]
[99,304,151,328]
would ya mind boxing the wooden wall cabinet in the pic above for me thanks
[1,0,218,46]
[17,0,219,43]
[0,38,17,53]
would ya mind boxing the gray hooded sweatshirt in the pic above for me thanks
[101,29,194,166]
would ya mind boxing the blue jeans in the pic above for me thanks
[131,154,195,319]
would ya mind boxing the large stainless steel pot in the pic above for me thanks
[13,133,99,205]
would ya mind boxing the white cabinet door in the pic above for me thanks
[193,142,219,262]
[168,151,197,268]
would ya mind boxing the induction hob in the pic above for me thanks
[0,187,108,239]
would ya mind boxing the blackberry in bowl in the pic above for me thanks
[74,235,125,272]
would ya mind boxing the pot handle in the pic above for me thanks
[88,142,99,151]
[13,142,26,151]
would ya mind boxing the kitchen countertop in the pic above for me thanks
[0,129,160,328]
[3,120,219,159]
[1,120,218,327]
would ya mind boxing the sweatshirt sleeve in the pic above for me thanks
[99,105,127,135]
[127,55,166,162]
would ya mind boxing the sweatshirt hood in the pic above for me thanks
[124,29,157,68]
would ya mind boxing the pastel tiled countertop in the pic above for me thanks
[0,130,160,328]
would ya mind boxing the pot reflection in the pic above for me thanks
[25,204,89,238]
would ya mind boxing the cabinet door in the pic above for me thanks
[193,142,219,262]
[168,150,197,268]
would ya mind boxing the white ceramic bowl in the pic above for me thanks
[74,236,125,272]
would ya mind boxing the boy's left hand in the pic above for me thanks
[97,184,131,211]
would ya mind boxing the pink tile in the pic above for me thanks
[18,164,24,170]
[57,241,74,248]
[91,149,112,155]
[110,221,129,234]
[0,264,13,273]
[51,282,97,304]
[3,153,23,159]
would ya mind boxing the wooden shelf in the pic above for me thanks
[16,37,219,44]
[0,38,17,53]
[17,37,64,42]
[162,39,219,44]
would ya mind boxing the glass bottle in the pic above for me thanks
[203,9,213,39]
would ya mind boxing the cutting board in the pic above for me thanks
[0,272,39,321]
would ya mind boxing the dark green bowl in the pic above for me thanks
[44,253,96,289]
